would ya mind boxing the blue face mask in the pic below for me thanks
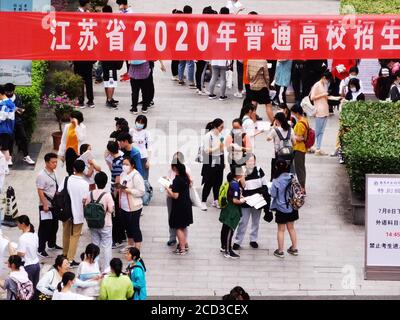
[136,123,145,130]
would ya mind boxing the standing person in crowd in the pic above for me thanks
[291,60,306,105]
[209,59,228,101]
[145,60,166,107]
[247,60,274,123]
[374,68,392,101]
[390,70,400,102]
[77,0,90,12]
[109,117,129,142]
[37,255,69,300]
[201,119,225,211]
[225,118,251,173]
[85,172,114,272]
[0,255,32,300]
[58,110,87,176]
[220,168,246,259]
[129,60,152,114]
[106,141,126,249]
[59,159,89,268]
[239,101,263,151]
[125,247,147,300]
[36,153,62,257]
[270,160,299,259]
[178,6,196,88]
[4,83,35,165]
[226,0,245,14]
[278,104,297,128]
[130,115,151,181]
[291,105,309,192]
[344,78,365,102]
[267,112,296,179]
[0,85,16,169]
[233,154,269,250]
[171,9,183,81]
[78,144,101,191]
[117,132,144,178]
[235,60,245,98]
[310,70,333,156]
[11,215,40,292]
[165,160,193,255]
[273,60,293,107]
[52,272,92,300]
[330,59,357,113]
[117,0,134,82]
[302,60,328,98]
[339,66,363,97]
[118,157,145,253]
[73,58,95,108]
[100,258,133,300]
[75,244,102,297]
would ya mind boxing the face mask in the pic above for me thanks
[136,123,145,130]
[232,129,242,135]
[350,87,357,93]
[122,165,131,174]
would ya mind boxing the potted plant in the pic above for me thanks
[42,93,77,150]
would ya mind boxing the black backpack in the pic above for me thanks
[84,192,107,229]
[53,177,73,222]
[275,129,294,163]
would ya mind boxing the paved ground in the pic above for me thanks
[2,0,400,299]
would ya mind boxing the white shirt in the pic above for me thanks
[76,261,101,297]
[120,7,134,14]
[339,76,364,96]
[226,0,244,14]
[211,60,228,67]
[18,232,39,266]
[202,130,224,157]
[58,175,89,225]
[242,116,256,148]
[52,290,93,300]
[130,128,151,159]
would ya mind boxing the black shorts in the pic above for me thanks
[103,68,118,82]
[0,133,13,151]
[275,209,299,224]
[249,87,272,105]
[121,208,143,242]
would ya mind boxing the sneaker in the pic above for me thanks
[112,242,124,249]
[273,249,284,258]
[209,94,217,100]
[142,107,148,114]
[200,202,207,211]
[189,83,197,89]
[287,246,299,256]
[106,100,118,109]
[23,156,35,165]
[330,149,339,157]
[339,157,345,164]
[234,92,243,98]
[130,107,138,115]
[149,101,155,108]
[69,260,80,268]
[315,150,328,156]
[220,247,226,253]
[48,245,63,251]
[249,242,259,249]
[86,101,95,108]
[167,240,177,247]
[224,251,240,259]
[232,243,241,251]
[308,147,316,154]
[171,76,179,81]
[38,251,49,258]
[196,89,202,95]
[212,200,220,209]
[110,98,119,104]
[219,96,228,101]
[178,80,185,86]
[7,158,12,166]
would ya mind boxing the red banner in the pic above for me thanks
[1,12,400,60]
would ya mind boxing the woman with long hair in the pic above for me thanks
[52,272,92,300]
[125,247,147,300]
[100,258,133,300]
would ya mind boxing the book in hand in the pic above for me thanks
[158,177,172,189]
[244,193,267,210]
[79,150,94,165]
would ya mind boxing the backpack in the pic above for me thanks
[11,277,34,301]
[284,175,305,211]
[53,177,72,222]
[299,120,315,150]
[275,129,294,162]
[84,191,107,229]
[142,180,153,206]
[218,182,230,209]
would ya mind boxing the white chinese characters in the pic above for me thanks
[106,19,126,52]
[50,20,71,51]
[326,21,346,50]
[300,24,318,50]
[78,18,98,51]
[244,23,265,51]
[272,21,291,51]
[354,21,374,50]
[216,22,237,51]
[381,19,400,50]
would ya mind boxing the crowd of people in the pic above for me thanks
[0,0,399,301]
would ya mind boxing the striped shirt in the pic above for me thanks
[111,155,124,193]
[242,167,269,208]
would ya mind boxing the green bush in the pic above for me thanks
[340,101,400,197]
[51,70,84,100]
[341,0,400,14]
[15,61,48,140]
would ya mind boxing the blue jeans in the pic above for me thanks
[315,117,328,150]
[178,60,194,82]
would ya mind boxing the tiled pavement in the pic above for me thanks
[2,0,400,299]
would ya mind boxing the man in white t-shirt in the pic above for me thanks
[226,0,245,14]
[58,160,89,268]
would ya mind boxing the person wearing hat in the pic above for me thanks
[4,83,35,165]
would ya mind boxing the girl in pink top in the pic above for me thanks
[310,70,333,156]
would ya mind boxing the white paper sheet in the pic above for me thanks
[40,211,53,221]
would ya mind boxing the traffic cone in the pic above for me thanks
[1,187,18,227]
